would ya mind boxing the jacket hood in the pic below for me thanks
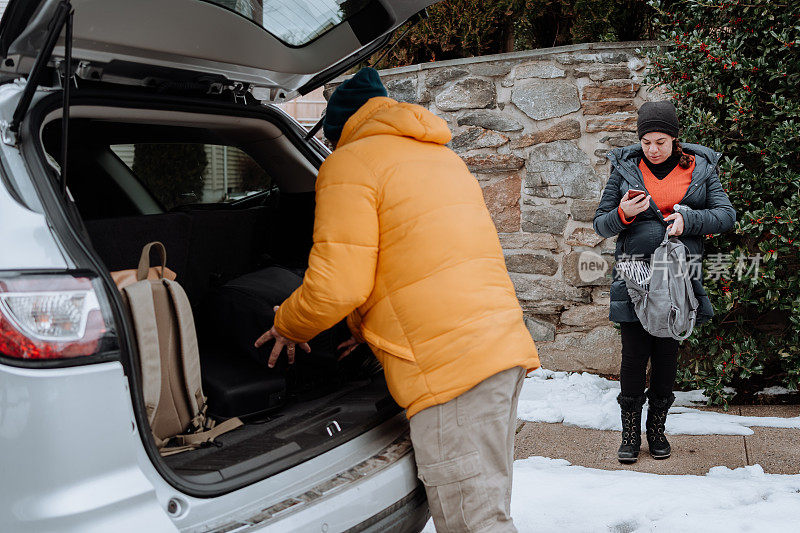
[608,142,721,170]
[336,97,452,148]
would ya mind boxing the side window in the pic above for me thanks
[110,144,272,210]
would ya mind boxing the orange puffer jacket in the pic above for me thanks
[274,96,539,417]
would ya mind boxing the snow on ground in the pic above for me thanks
[422,458,800,532]
[756,385,795,396]
[518,369,800,436]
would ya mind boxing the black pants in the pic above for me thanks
[619,321,680,398]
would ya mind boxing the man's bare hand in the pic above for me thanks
[254,306,311,368]
[337,336,362,361]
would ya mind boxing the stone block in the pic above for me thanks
[582,80,641,101]
[525,185,564,199]
[424,67,469,88]
[519,300,566,315]
[505,253,559,275]
[628,57,646,71]
[600,133,638,148]
[561,304,609,327]
[435,77,496,111]
[599,52,631,64]
[565,227,604,248]
[512,80,581,120]
[586,115,637,133]
[385,77,417,103]
[450,127,509,151]
[457,110,524,132]
[499,233,559,251]
[462,154,525,172]
[536,325,620,375]
[524,141,602,200]
[511,276,592,304]
[591,287,611,305]
[573,64,632,81]
[515,63,566,79]
[470,61,515,77]
[509,119,581,149]
[521,206,568,235]
[570,199,599,222]
[323,82,337,101]
[583,99,636,115]
[524,316,556,342]
[562,251,612,287]
[554,54,595,65]
[482,174,521,233]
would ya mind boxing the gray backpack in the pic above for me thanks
[616,227,699,340]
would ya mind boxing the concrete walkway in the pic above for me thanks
[514,405,800,475]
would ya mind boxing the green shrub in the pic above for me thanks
[645,0,800,404]
[133,144,207,210]
[382,0,656,68]
[380,0,519,67]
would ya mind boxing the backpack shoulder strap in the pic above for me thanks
[123,281,162,426]
[667,243,699,341]
[161,417,244,456]
[162,278,205,425]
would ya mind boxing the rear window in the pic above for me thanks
[111,144,272,211]
[205,0,372,46]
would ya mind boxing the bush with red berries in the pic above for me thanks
[645,0,800,405]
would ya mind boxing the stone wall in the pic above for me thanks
[325,42,667,375]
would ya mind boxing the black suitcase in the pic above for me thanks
[200,266,351,417]
[201,348,286,419]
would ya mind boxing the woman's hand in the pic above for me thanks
[337,336,362,361]
[619,190,651,218]
[254,306,311,368]
[663,212,685,236]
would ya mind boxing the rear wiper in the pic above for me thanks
[5,0,73,194]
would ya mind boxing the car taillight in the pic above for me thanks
[0,273,118,360]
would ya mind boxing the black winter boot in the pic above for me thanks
[646,390,675,459]
[617,394,646,464]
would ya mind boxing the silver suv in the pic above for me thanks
[0,1,434,531]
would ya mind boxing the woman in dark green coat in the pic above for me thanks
[593,101,736,464]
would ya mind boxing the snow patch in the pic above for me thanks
[423,458,800,532]
[756,386,795,396]
[518,369,800,435]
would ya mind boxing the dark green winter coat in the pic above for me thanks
[593,143,737,324]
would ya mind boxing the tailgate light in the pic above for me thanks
[0,274,118,360]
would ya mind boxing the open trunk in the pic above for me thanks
[34,91,400,491]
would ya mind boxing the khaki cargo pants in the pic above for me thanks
[409,366,526,533]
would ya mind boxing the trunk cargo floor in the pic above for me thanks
[164,375,400,484]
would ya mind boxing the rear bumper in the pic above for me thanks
[202,431,428,533]
[346,485,429,533]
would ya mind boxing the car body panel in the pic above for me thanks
[0,83,67,270]
[0,0,435,100]
[0,362,176,533]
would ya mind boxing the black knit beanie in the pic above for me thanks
[323,67,388,146]
[637,101,680,139]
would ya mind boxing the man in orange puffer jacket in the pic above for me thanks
[256,68,539,532]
